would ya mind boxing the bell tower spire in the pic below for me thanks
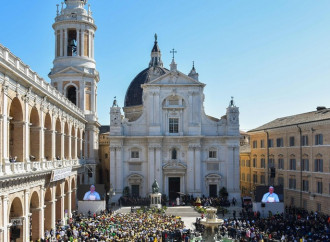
[49,0,100,184]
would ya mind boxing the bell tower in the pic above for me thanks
[49,0,100,183]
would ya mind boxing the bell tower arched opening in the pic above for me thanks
[66,86,77,105]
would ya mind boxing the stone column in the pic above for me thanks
[23,99,30,165]
[2,83,9,170]
[155,146,162,192]
[68,133,72,160]
[148,146,155,194]
[64,29,68,56]
[40,108,45,162]
[76,30,80,56]
[81,29,85,57]
[67,191,72,218]
[51,187,56,231]
[60,122,65,160]
[39,188,45,239]
[195,146,201,194]
[187,146,194,194]
[60,29,64,56]
[2,196,9,242]
[24,190,30,241]
[74,128,78,159]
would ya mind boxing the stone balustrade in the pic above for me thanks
[1,159,85,177]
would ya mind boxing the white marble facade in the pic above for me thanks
[110,38,240,202]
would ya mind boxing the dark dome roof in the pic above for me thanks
[124,66,168,107]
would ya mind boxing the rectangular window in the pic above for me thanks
[246,160,250,167]
[317,181,323,194]
[131,151,139,159]
[242,173,245,181]
[278,158,284,169]
[278,177,284,186]
[314,159,323,172]
[315,134,323,145]
[302,180,309,192]
[302,159,309,171]
[289,178,296,189]
[169,118,179,133]
[247,174,251,182]
[253,158,257,168]
[301,135,308,146]
[289,136,295,146]
[268,158,275,167]
[253,174,258,183]
[260,175,265,184]
[276,138,284,147]
[261,158,266,168]
[252,140,257,148]
[268,139,274,148]
[289,159,296,170]
[209,151,217,158]
[260,140,265,148]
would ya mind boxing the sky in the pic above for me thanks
[1,0,330,131]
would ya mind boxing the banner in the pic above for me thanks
[10,218,22,226]
[50,167,72,182]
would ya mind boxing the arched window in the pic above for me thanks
[171,149,177,160]
[67,86,77,105]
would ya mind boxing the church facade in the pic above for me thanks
[109,37,241,202]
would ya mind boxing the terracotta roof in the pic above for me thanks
[248,108,330,132]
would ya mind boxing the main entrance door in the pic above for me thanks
[209,184,217,197]
[169,177,180,201]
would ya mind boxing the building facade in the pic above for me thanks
[242,107,330,214]
[0,1,99,241]
[109,37,241,202]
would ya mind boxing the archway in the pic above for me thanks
[29,191,40,241]
[9,97,24,162]
[29,107,40,161]
[55,118,61,160]
[44,113,52,161]
[44,187,53,232]
[55,183,62,222]
[9,197,24,242]
[64,122,69,159]
[66,85,77,105]
[71,178,76,211]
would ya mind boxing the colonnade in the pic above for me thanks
[1,176,77,242]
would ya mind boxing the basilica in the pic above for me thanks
[109,35,241,202]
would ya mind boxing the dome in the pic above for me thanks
[124,66,168,107]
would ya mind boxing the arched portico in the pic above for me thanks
[55,182,62,222]
[9,97,24,162]
[44,187,53,232]
[29,191,41,241]
[8,197,24,242]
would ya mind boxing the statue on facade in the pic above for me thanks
[152,179,159,194]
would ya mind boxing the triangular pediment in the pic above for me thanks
[54,66,86,75]
[147,71,205,86]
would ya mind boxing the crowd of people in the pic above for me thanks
[214,206,330,241]
[47,209,189,241]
